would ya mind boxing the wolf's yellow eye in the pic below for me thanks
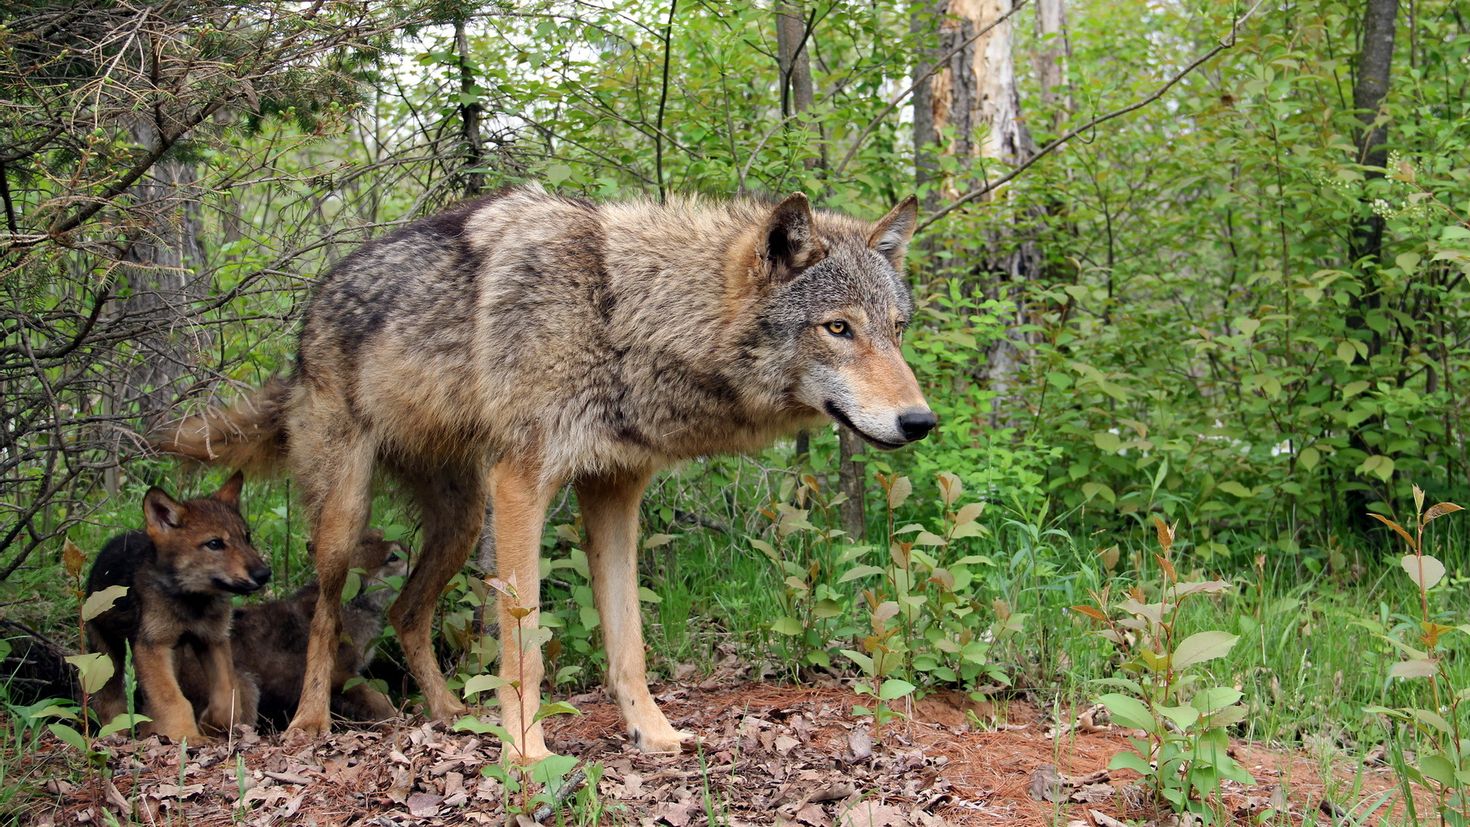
[824,320,850,337]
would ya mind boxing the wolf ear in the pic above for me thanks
[868,195,918,268]
[760,192,825,284]
[212,471,244,508]
[143,487,186,532]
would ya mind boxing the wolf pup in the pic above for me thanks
[86,472,269,740]
[179,530,407,731]
[156,185,934,758]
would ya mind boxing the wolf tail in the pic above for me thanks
[152,378,293,474]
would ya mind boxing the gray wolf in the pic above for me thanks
[85,472,269,740]
[155,185,934,758]
[178,529,406,731]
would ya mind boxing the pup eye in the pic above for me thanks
[823,320,851,338]
[203,538,226,551]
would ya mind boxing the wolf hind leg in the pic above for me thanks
[287,429,376,738]
[577,469,692,754]
[389,465,489,724]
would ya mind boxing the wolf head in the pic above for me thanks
[142,471,272,595]
[749,193,936,449]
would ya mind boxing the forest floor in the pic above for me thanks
[20,677,1413,827]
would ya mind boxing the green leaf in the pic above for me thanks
[64,653,114,695]
[838,564,884,583]
[81,585,128,622]
[529,753,579,784]
[1298,446,1320,471]
[1172,631,1238,669]
[96,712,151,739]
[1407,708,1454,737]
[1081,482,1115,504]
[1343,380,1370,399]
[1094,431,1122,453]
[1419,753,1457,787]
[840,648,873,674]
[641,533,676,550]
[1400,555,1445,591]
[1191,687,1243,715]
[878,679,916,701]
[48,723,87,752]
[532,701,582,723]
[461,674,508,697]
[1098,693,1156,732]
[1156,704,1199,730]
[1107,750,1152,775]
[1217,481,1253,498]
[770,616,803,636]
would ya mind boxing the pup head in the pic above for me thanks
[142,471,271,595]
[344,529,410,612]
[751,193,936,449]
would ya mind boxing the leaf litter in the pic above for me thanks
[18,678,1414,826]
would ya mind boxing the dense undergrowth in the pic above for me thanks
[5,436,1468,823]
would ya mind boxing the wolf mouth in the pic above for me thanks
[823,401,906,450]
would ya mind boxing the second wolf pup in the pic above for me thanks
[85,472,270,740]
[179,530,407,731]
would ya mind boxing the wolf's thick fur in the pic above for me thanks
[156,185,933,757]
[178,530,406,731]
[85,473,270,740]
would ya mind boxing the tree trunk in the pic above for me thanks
[1345,0,1399,532]
[107,114,208,492]
[1033,0,1071,132]
[776,3,814,120]
[455,18,486,197]
[912,0,1037,423]
[778,1,863,537]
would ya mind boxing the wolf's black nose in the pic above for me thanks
[897,410,937,442]
[250,566,272,586]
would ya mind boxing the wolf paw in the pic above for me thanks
[632,725,694,754]
[427,695,469,721]
[284,711,331,740]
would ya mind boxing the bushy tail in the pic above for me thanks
[152,378,293,475]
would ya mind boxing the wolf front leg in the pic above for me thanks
[197,639,247,735]
[135,642,202,741]
[490,456,558,763]
[577,469,692,754]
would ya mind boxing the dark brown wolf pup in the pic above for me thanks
[179,530,406,731]
[85,472,269,740]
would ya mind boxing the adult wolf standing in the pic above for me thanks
[158,185,935,758]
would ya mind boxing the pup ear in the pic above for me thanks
[143,487,186,532]
[212,471,244,508]
[760,192,825,284]
[868,195,918,268]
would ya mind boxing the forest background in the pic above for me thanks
[3,0,1470,821]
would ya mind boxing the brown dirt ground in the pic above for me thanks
[16,679,1418,826]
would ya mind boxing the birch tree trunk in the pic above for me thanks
[912,0,1037,421]
[1033,0,1071,131]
